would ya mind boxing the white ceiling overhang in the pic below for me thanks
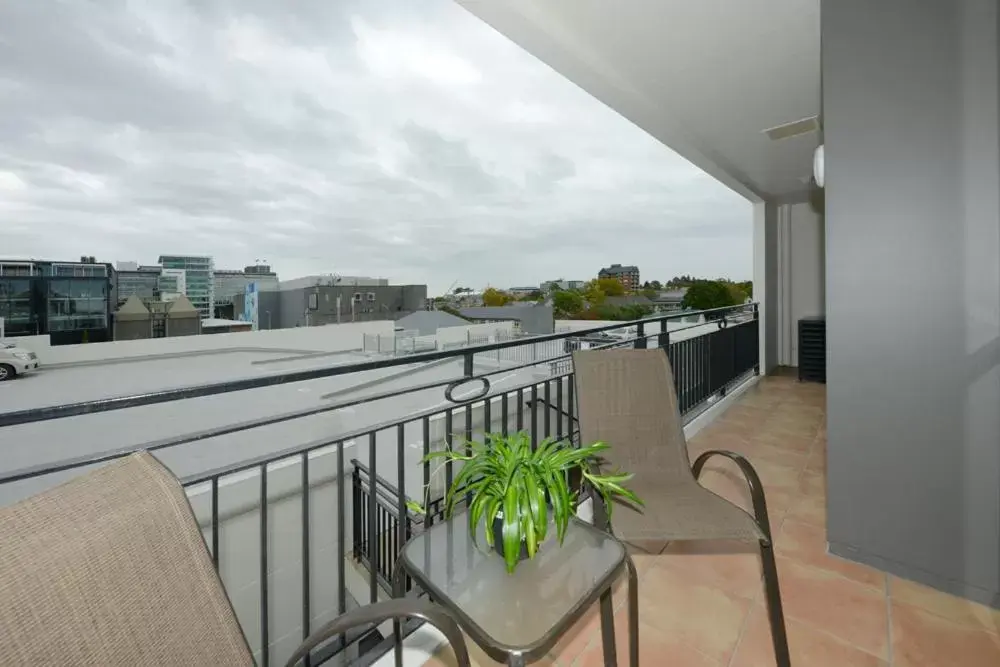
[456,0,821,203]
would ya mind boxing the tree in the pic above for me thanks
[552,290,584,318]
[618,304,653,321]
[482,287,510,307]
[681,280,737,312]
[582,280,607,306]
[519,290,543,302]
[595,277,626,297]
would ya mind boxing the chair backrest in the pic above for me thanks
[572,348,693,485]
[0,452,253,666]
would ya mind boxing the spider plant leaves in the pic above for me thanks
[424,431,642,573]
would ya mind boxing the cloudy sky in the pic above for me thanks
[0,0,751,294]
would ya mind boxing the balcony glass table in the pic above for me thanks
[392,515,638,667]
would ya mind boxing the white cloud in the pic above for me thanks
[0,0,751,293]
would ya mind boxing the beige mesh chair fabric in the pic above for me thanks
[573,348,764,544]
[572,348,791,667]
[0,452,474,667]
[0,452,254,666]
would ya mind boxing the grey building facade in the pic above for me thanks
[458,304,554,335]
[233,283,428,330]
[113,295,202,340]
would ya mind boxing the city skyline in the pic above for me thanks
[0,0,752,296]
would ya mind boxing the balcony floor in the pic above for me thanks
[423,373,1000,667]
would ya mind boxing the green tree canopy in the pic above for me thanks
[595,277,626,297]
[482,287,510,307]
[681,280,738,312]
[552,290,584,317]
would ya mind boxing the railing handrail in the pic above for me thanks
[0,305,751,429]
[0,305,756,486]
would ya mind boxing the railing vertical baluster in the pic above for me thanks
[530,384,538,449]
[337,439,346,626]
[367,431,378,604]
[567,381,575,444]
[635,322,645,349]
[444,410,454,493]
[422,417,432,528]
[484,392,492,435]
[501,393,509,436]
[395,423,407,604]
[543,380,551,439]
[211,476,219,570]
[300,453,312,667]
[259,464,269,667]
[659,318,669,349]
[516,388,524,431]
[556,379,564,441]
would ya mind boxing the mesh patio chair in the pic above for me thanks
[0,452,470,667]
[573,348,791,667]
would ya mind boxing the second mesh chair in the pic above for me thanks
[573,347,791,667]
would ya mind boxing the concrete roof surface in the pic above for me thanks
[0,347,545,506]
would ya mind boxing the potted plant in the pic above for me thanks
[407,431,642,574]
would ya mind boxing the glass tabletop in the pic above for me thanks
[399,516,625,652]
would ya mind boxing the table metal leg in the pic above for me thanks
[392,560,406,667]
[599,587,618,667]
[625,554,639,667]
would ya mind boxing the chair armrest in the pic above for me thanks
[283,599,471,667]
[691,449,774,543]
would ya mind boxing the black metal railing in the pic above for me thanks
[0,304,759,666]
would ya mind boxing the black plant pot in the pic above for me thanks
[491,513,531,562]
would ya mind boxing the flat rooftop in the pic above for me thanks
[0,348,544,504]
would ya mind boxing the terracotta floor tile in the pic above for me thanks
[891,602,1000,667]
[889,575,1000,635]
[659,540,763,601]
[775,519,885,591]
[697,468,795,521]
[573,611,721,667]
[637,560,751,663]
[731,604,887,667]
[543,606,601,665]
[752,429,816,453]
[773,557,888,658]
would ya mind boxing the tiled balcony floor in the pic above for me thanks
[424,374,1000,666]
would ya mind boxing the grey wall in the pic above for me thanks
[458,304,555,334]
[251,285,429,329]
[825,0,1000,606]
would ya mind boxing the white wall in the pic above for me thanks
[777,202,826,366]
[753,201,779,373]
[13,321,395,365]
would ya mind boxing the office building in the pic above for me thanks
[598,264,640,291]
[0,258,114,344]
[112,295,202,340]
[115,265,162,307]
[213,265,279,317]
[232,281,427,329]
[158,255,214,319]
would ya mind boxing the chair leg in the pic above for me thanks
[759,540,791,667]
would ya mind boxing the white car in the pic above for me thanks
[0,341,40,381]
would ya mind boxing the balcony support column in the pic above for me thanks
[753,200,780,374]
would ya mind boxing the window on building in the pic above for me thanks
[366,292,376,302]
[352,292,362,302]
